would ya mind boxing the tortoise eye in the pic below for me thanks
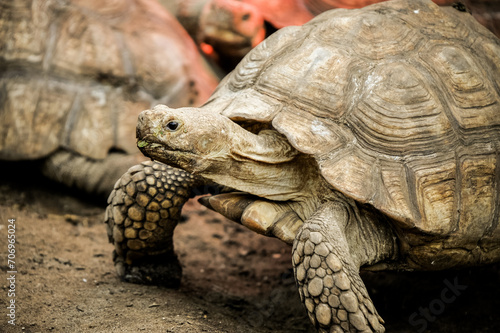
[166,121,179,131]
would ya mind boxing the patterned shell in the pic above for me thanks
[0,0,218,161]
[208,0,500,236]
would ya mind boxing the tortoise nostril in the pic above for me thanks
[137,110,154,138]
[137,111,148,127]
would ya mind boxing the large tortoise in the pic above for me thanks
[107,0,500,331]
[0,0,218,196]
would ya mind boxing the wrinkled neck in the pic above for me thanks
[229,126,299,165]
[197,120,320,201]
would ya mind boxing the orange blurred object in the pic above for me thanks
[200,42,215,56]
[241,0,314,27]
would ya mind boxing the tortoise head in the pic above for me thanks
[137,104,234,173]
[199,0,266,57]
[136,104,317,201]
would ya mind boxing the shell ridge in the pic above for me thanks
[419,42,500,146]
[481,144,500,238]
[453,149,462,235]
[42,11,61,72]
[491,146,500,236]
[403,161,422,224]
[62,90,82,149]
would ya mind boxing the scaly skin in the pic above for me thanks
[293,202,392,332]
[105,160,206,286]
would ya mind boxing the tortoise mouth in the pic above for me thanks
[137,133,165,156]
[137,135,196,171]
[203,25,251,45]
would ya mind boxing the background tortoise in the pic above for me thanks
[161,0,268,69]
[0,0,218,196]
[108,0,500,331]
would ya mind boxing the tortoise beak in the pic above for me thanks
[136,109,167,158]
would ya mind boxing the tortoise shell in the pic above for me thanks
[0,0,218,161]
[206,0,500,238]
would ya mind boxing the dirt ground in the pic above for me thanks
[1,162,499,333]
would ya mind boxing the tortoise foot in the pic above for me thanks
[113,250,182,287]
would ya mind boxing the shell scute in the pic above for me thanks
[475,39,500,93]
[320,146,419,226]
[0,0,52,63]
[312,7,421,60]
[221,89,281,122]
[456,144,499,240]
[228,25,305,92]
[0,77,73,159]
[272,107,351,156]
[379,161,416,224]
[50,8,126,78]
[65,87,115,159]
[409,155,457,234]
[422,44,500,137]
[349,62,455,156]
[256,42,363,121]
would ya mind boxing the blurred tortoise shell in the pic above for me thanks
[0,0,218,162]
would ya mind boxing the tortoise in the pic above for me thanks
[0,0,218,196]
[161,0,267,69]
[107,0,500,331]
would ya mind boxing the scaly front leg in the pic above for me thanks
[105,160,205,286]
